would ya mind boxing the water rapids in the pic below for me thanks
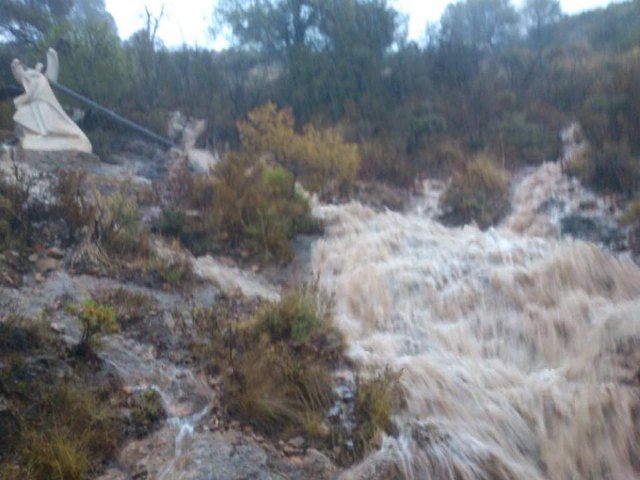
[313,162,640,479]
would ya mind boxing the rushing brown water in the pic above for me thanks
[312,162,640,479]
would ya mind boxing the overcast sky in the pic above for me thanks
[104,0,623,48]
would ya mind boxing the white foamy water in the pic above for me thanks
[312,165,640,479]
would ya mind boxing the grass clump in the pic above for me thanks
[0,317,124,480]
[191,286,403,465]
[194,287,342,436]
[348,368,403,461]
[441,155,510,229]
[91,287,156,326]
[3,383,123,480]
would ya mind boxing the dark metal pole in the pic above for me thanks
[49,81,177,149]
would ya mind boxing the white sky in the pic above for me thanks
[104,0,623,49]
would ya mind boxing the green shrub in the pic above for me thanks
[489,113,561,165]
[258,287,323,342]
[100,193,149,257]
[441,155,510,229]
[74,300,119,356]
[128,388,166,438]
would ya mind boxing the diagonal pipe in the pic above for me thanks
[49,81,177,149]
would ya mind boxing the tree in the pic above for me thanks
[69,0,117,32]
[440,0,519,52]
[0,0,73,44]
[214,0,322,61]
[214,0,400,121]
[48,19,130,106]
[522,0,561,47]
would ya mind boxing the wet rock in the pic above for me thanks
[354,182,409,212]
[411,421,452,449]
[288,436,305,449]
[338,448,402,480]
[561,214,626,249]
[283,444,304,456]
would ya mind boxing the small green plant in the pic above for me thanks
[92,287,156,325]
[74,300,119,356]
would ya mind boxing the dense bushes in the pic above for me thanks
[575,51,640,197]
[161,103,359,264]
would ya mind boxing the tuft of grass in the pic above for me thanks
[0,382,123,480]
[189,286,403,465]
[258,287,325,342]
[92,287,156,325]
[23,427,92,480]
[352,368,402,452]
[193,286,342,436]
[156,253,195,289]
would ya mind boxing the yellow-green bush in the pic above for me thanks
[237,102,360,198]
[441,155,510,229]
[74,300,119,356]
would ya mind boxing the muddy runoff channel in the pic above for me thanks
[313,162,640,479]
